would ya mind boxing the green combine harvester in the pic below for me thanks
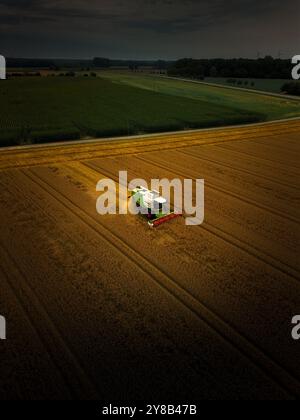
[129,186,181,227]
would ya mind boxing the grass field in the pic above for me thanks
[1,75,300,147]
[205,77,292,93]
[102,72,300,118]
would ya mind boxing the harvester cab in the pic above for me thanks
[129,186,181,227]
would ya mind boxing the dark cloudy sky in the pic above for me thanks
[0,0,298,59]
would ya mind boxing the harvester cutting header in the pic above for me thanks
[129,186,181,228]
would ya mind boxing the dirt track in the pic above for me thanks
[0,120,299,400]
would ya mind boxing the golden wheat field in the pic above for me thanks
[0,119,299,399]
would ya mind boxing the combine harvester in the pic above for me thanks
[129,186,181,227]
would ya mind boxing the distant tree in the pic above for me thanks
[168,57,293,80]
[154,60,167,70]
[281,82,300,96]
[220,67,231,77]
[236,68,248,78]
[93,57,111,68]
[7,58,55,68]
[168,58,205,78]
[129,63,139,71]
[17,126,32,145]
[209,66,218,77]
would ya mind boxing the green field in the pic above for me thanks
[204,77,291,93]
[0,74,300,147]
[101,72,300,118]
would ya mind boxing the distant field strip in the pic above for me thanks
[0,77,261,147]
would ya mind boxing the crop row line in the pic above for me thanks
[178,149,300,192]
[217,144,300,171]
[249,138,300,155]
[135,154,299,227]
[0,242,98,399]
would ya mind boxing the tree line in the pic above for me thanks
[167,57,294,79]
[7,56,294,80]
